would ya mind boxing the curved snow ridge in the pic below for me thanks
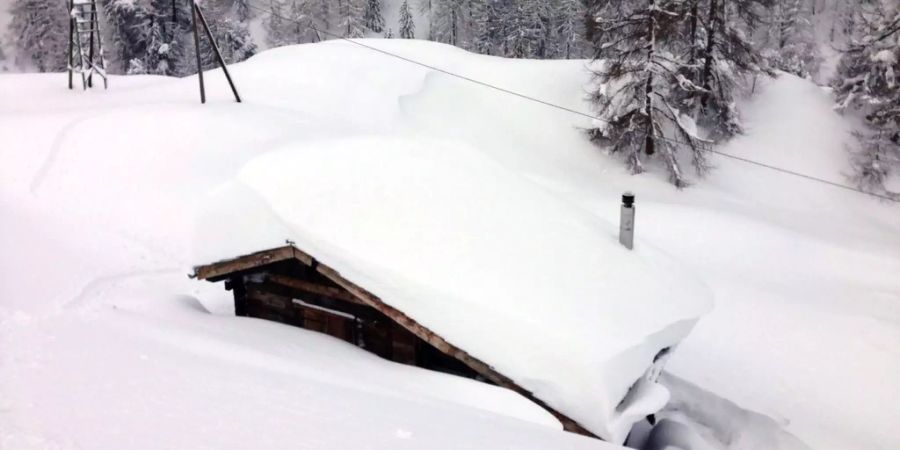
[195,133,713,442]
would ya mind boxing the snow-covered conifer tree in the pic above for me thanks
[265,0,289,47]
[833,1,900,198]
[418,0,435,40]
[104,0,153,73]
[552,0,584,59]
[587,0,709,187]
[138,0,191,76]
[470,0,499,54]
[234,0,251,21]
[691,0,768,139]
[139,18,175,75]
[195,2,257,67]
[364,0,385,33]
[286,0,310,44]
[399,0,416,39]
[510,1,552,58]
[311,0,331,38]
[8,0,69,72]
[338,0,366,38]
[764,0,822,79]
[431,0,468,46]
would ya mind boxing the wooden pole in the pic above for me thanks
[94,0,108,90]
[87,3,95,88]
[190,1,206,104]
[67,0,74,90]
[193,2,242,103]
[229,276,248,316]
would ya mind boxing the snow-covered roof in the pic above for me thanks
[195,134,712,442]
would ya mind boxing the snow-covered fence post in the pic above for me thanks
[619,192,635,250]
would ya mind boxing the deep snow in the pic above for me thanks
[2,39,899,450]
[205,132,712,442]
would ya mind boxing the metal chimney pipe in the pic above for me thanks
[619,192,635,250]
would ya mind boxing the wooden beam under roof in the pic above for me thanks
[192,245,313,282]
[265,274,366,305]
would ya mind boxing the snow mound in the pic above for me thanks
[195,132,712,442]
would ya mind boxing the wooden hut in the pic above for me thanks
[192,244,597,438]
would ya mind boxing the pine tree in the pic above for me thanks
[287,0,310,44]
[196,1,257,67]
[312,0,331,39]
[139,18,168,74]
[764,0,822,79]
[104,0,154,73]
[8,0,69,72]
[140,0,191,76]
[587,0,709,187]
[419,0,435,40]
[692,0,768,139]
[503,1,552,59]
[471,0,499,54]
[364,0,385,33]
[234,0,251,21]
[833,2,900,198]
[553,0,584,59]
[0,38,7,69]
[265,0,289,47]
[431,0,468,46]
[399,0,416,39]
[338,0,366,38]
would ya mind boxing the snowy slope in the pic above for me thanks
[2,39,899,450]
[0,73,618,449]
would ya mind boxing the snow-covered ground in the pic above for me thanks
[1,40,899,449]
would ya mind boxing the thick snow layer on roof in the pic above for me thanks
[199,134,711,441]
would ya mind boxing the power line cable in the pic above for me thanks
[243,1,899,203]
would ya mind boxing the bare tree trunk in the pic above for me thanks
[688,0,698,66]
[644,0,656,157]
[700,0,719,107]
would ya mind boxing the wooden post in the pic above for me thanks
[94,0,108,90]
[229,276,248,316]
[190,1,206,104]
[87,7,95,88]
[193,1,242,103]
[67,0,74,90]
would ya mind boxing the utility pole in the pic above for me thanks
[190,0,242,104]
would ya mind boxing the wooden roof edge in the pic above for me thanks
[314,263,599,439]
[192,244,314,281]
